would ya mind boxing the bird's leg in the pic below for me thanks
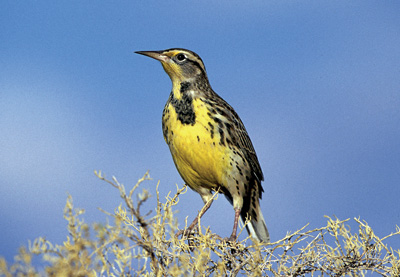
[228,208,241,241]
[175,199,213,238]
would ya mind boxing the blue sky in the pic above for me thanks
[1,1,400,263]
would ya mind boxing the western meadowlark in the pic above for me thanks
[136,48,270,242]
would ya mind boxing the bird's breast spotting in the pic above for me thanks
[162,93,231,192]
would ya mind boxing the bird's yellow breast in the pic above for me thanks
[163,98,231,193]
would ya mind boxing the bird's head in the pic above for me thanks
[136,48,208,86]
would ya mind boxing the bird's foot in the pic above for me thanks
[175,229,184,238]
[175,228,200,251]
[175,228,195,239]
[227,234,237,242]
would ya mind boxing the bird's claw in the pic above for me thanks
[175,228,194,239]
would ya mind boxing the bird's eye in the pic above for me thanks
[176,53,186,61]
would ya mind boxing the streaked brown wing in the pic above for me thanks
[212,93,264,184]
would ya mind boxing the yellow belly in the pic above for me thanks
[163,98,230,193]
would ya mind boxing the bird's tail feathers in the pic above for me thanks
[243,204,270,243]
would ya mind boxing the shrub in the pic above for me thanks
[1,172,399,276]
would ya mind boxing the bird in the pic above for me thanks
[136,48,270,242]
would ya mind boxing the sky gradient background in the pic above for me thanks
[1,1,400,263]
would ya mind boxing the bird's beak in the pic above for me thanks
[135,51,170,63]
